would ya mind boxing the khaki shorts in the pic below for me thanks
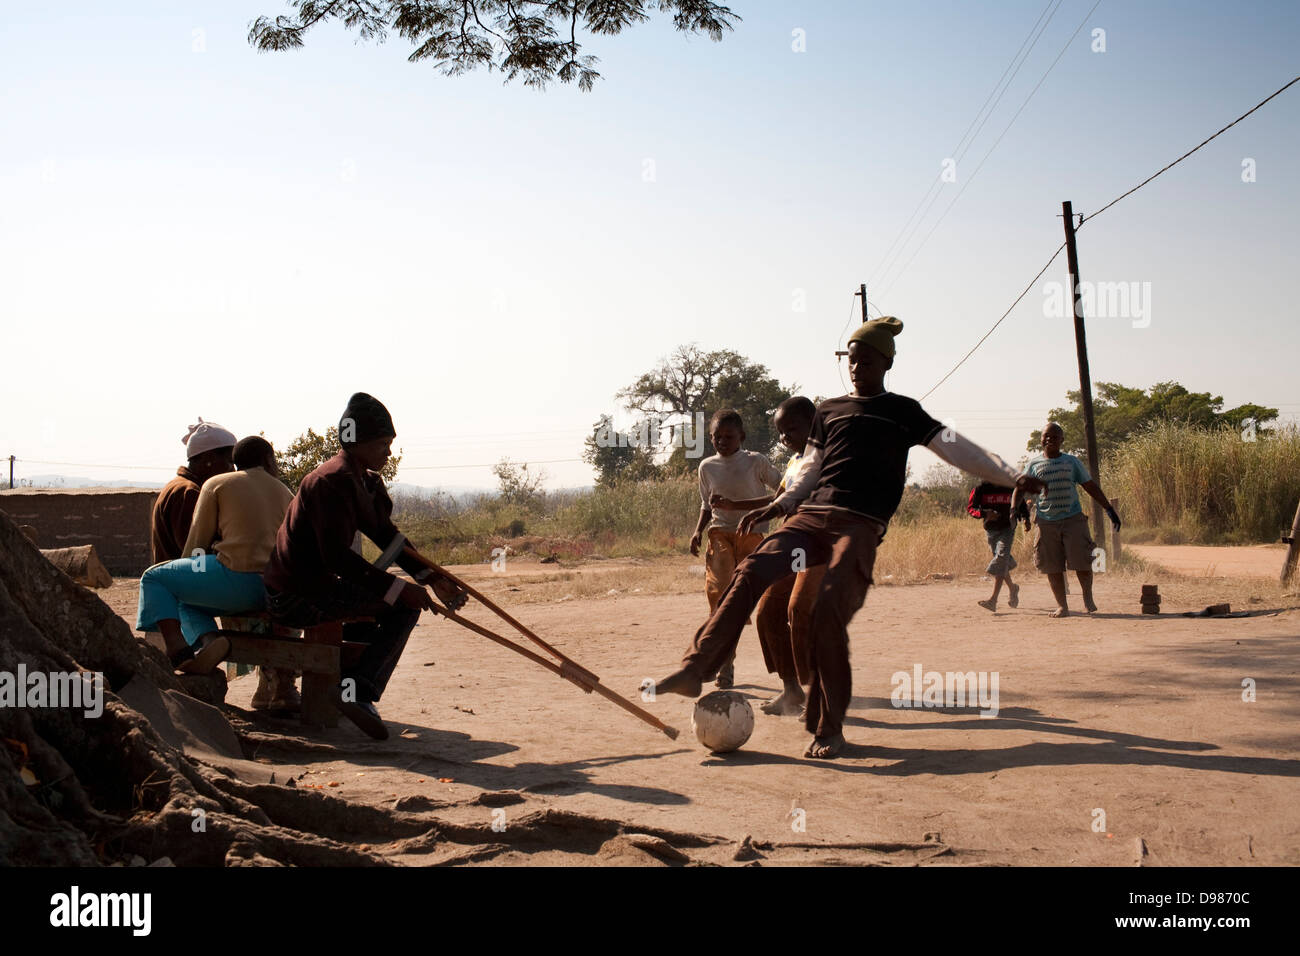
[1034,513,1095,573]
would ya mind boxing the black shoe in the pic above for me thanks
[330,687,389,740]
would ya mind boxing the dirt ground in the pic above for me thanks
[101,548,1300,866]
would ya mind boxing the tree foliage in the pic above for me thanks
[492,457,546,509]
[248,0,739,90]
[1028,381,1279,459]
[615,344,794,470]
[276,426,401,493]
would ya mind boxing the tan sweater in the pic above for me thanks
[181,467,294,573]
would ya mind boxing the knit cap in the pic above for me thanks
[847,315,904,358]
[339,393,396,446]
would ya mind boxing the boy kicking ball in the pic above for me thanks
[649,317,1047,759]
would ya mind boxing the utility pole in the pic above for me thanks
[8,455,13,490]
[1061,201,1106,547]
[835,283,870,359]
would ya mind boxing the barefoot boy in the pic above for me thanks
[968,481,1030,612]
[263,393,467,739]
[1013,421,1120,618]
[650,317,1046,759]
[726,396,825,717]
[689,409,783,688]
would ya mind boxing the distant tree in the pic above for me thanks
[582,416,663,487]
[617,345,794,471]
[248,0,739,90]
[276,426,401,493]
[492,457,546,508]
[1028,382,1279,459]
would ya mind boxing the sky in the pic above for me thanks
[2,0,1297,491]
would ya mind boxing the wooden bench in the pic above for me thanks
[217,613,371,728]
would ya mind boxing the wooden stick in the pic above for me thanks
[407,547,679,740]
[403,545,598,682]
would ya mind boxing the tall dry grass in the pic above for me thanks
[1107,422,1300,544]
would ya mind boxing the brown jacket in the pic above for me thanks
[150,467,201,563]
[263,451,429,602]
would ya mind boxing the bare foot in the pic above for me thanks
[1007,583,1020,608]
[1050,607,1070,619]
[1083,596,1098,613]
[761,685,806,716]
[650,668,702,698]
[977,599,997,612]
[715,664,734,689]
[804,733,845,759]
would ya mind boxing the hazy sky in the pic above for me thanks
[2,0,1297,490]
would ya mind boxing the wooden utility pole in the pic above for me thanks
[8,455,13,490]
[1061,201,1106,547]
[1281,496,1300,589]
[834,283,870,359]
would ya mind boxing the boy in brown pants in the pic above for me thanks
[652,318,1046,758]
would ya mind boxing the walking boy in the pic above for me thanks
[689,409,783,688]
[968,482,1030,612]
[263,393,468,739]
[651,317,1046,758]
[1013,421,1120,618]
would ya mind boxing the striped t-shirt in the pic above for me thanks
[1024,453,1091,521]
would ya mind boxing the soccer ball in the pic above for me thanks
[691,691,755,753]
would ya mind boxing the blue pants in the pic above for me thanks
[136,554,267,646]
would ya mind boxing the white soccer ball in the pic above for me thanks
[692,691,755,753]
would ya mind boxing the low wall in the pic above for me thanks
[0,488,157,576]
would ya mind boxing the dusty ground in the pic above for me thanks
[101,548,1300,866]
[1128,543,1287,580]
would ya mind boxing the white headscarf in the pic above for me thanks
[182,418,237,459]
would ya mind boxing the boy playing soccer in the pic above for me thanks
[690,409,783,688]
[713,397,824,717]
[650,317,1046,758]
[968,481,1030,612]
[1013,421,1121,618]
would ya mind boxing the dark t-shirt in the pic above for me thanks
[803,392,944,526]
[971,482,1030,532]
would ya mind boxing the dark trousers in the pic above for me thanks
[266,580,420,704]
[681,509,881,739]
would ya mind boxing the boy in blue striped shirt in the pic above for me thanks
[1015,422,1120,618]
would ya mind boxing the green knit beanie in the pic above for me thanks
[847,315,904,358]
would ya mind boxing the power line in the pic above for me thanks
[10,455,587,474]
[1080,73,1300,225]
[877,0,1102,299]
[917,72,1299,402]
[919,241,1067,401]
[868,0,1063,289]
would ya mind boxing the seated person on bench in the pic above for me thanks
[137,435,294,675]
[262,392,467,740]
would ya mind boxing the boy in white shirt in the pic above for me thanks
[689,409,783,688]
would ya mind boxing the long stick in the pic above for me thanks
[403,545,597,681]
[407,547,679,740]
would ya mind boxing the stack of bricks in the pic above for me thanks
[1140,584,1161,615]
